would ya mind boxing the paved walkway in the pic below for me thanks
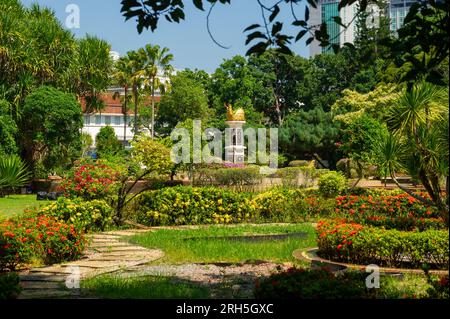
[18,229,164,299]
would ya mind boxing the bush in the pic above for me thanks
[95,126,124,158]
[316,220,449,269]
[193,166,262,189]
[334,193,444,230]
[274,167,317,188]
[129,186,335,226]
[0,216,86,271]
[38,197,113,232]
[252,188,334,222]
[128,186,257,226]
[288,160,314,168]
[0,272,21,299]
[58,159,123,200]
[318,171,347,198]
[254,268,374,299]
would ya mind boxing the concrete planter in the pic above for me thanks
[293,247,448,275]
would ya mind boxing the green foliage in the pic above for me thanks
[0,155,31,197]
[273,167,317,188]
[192,166,263,189]
[0,272,21,299]
[288,160,314,168]
[129,186,257,226]
[317,220,449,269]
[95,126,124,159]
[38,197,113,232]
[318,171,348,198]
[157,71,210,132]
[21,86,83,174]
[131,135,173,178]
[280,108,340,161]
[75,35,112,113]
[0,100,18,156]
[338,114,388,166]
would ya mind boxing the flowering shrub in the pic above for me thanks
[334,193,445,230]
[254,268,373,299]
[252,188,334,222]
[318,171,348,198]
[128,186,335,226]
[316,220,449,269]
[129,186,258,226]
[0,216,86,271]
[38,197,113,232]
[58,160,122,200]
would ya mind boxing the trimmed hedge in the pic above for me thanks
[127,186,335,226]
[128,186,258,226]
[317,220,449,269]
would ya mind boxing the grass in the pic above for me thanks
[81,275,210,299]
[127,223,317,264]
[0,195,43,219]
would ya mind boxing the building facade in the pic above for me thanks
[309,0,419,57]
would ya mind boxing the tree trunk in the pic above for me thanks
[133,83,138,135]
[123,85,128,144]
[151,78,155,139]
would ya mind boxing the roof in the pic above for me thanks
[81,93,161,115]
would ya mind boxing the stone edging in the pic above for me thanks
[293,247,449,276]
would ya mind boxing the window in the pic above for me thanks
[84,115,90,125]
[95,115,102,125]
[105,116,111,125]
[114,116,121,125]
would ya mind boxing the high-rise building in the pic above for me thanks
[309,0,420,57]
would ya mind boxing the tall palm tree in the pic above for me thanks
[114,56,133,144]
[126,50,146,136]
[139,44,174,138]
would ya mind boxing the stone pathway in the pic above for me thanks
[18,229,164,299]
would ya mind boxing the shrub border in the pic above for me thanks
[292,247,449,275]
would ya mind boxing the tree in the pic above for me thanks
[126,50,146,135]
[113,135,173,224]
[0,155,31,197]
[248,50,310,125]
[20,86,83,174]
[208,55,265,125]
[337,114,388,186]
[120,0,449,86]
[81,133,93,157]
[113,56,133,143]
[279,107,340,166]
[0,100,18,156]
[157,71,210,133]
[74,35,113,113]
[373,82,449,223]
[95,126,124,159]
[139,44,174,138]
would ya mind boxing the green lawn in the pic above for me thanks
[0,195,43,219]
[127,223,317,264]
[81,275,210,299]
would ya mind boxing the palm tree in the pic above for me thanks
[0,155,31,197]
[113,56,133,144]
[126,50,146,136]
[375,81,449,223]
[139,44,174,138]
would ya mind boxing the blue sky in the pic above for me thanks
[21,0,309,73]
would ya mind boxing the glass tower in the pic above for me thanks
[321,1,340,53]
